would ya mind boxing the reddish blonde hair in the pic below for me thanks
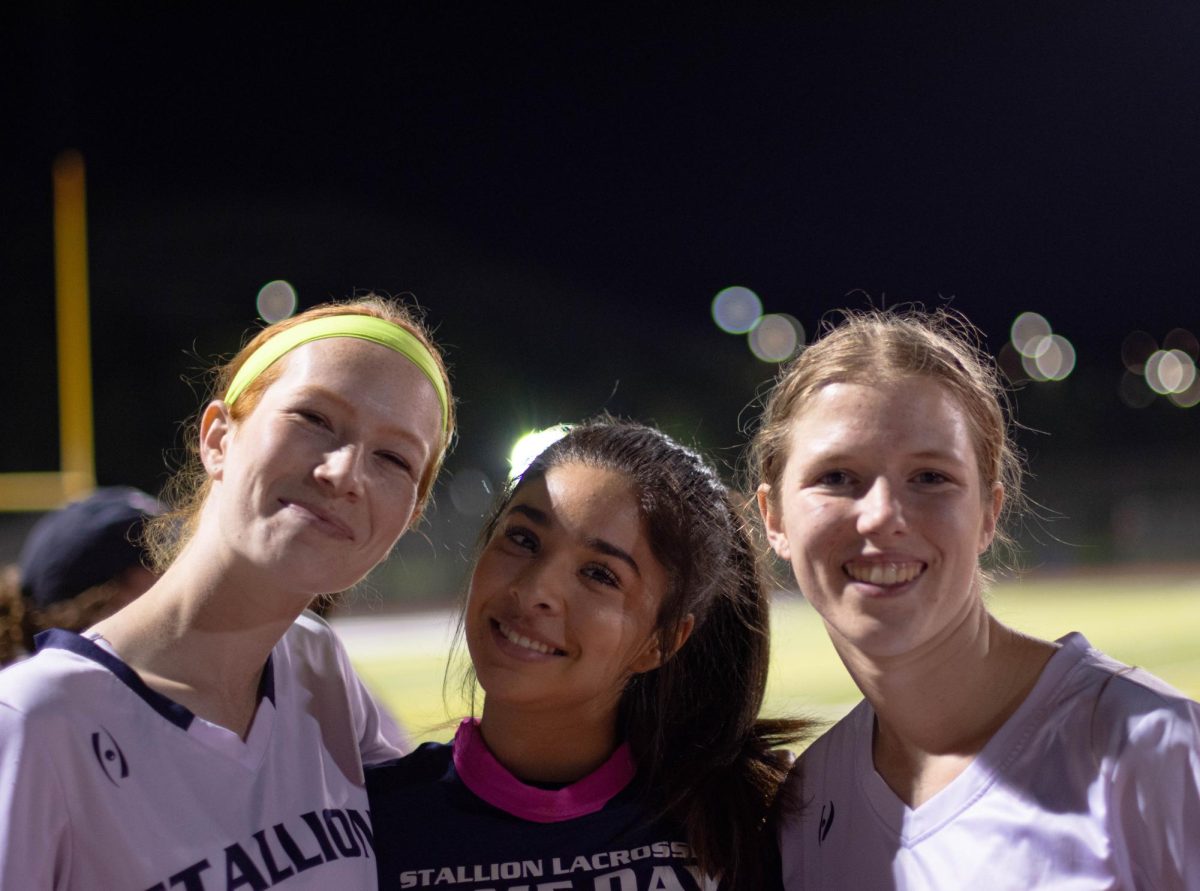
[146,294,454,570]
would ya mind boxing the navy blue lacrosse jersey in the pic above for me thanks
[368,719,719,891]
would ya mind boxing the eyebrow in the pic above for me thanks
[508,504,550,525]
[295,385,431,452]
[507,504,642,576]
[807,447,969,467]
[585,538,641,577]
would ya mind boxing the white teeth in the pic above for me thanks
[845,562,923,585]
[498,622,559,655]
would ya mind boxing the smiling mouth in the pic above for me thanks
[494,620,566,656]
[843,561,924,586]
[282,499,354,540]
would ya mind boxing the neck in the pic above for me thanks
[836,608,1055,806]
[478,700,621,785]
[89,538,308,737]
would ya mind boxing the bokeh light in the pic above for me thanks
[1144,349,1197,395]
[748,314,803,363]
[1011,312,1052,357]
[257,280,298,322]
[1020,334,1075,381]
[449,467,494,517]
[996,342,1029,383]
[711,286,763,334]
[508,426,571,480]
[1164,328,1200,361]
[1118,371,1156,409]
[1168,375,1200,408]
[1121,331,1157,374]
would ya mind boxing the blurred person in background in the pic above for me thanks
[369,418,813,891]
[0,486,164,666]
[753,307,1200,889]
[0,294,454,890]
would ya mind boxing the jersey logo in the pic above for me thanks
[818,800,835,845]
[91,726,129,786]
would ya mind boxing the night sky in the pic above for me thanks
[4,5,1198,588]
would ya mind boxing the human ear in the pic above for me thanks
[978,482,1004,553]
[199,401,232,480]
[630,613,696,674]
[757,483,791,562]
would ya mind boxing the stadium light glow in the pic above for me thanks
[508,426,571,480]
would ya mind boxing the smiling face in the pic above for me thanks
[198,337,443,598]
[465,463,670,723]
[760,376,1002,661]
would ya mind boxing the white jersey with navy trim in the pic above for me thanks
[779,632,1200,890]
[0,611,406,891]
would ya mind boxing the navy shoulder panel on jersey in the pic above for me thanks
[33,629,276,730]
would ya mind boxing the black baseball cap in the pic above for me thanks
[18,487,165,609]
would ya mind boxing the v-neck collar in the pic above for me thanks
[859,633,1086,844]
[35,628,278,769]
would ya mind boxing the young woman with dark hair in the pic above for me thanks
[368,418,812,891]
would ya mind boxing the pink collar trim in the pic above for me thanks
[452,718,636,823]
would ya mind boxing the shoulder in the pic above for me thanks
[273,609,355,675]
[368,741,453,787]
[0,643,101,720]
[1049,634,1200,761]
[366,743,457,826]
[280,608,342,651]
[779,700,869,810]
[1058,635,1198,724]
[795,700,871,765]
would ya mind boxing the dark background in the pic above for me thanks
[4,4,1198,605]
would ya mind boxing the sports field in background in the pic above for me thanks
[338,571,1200,747]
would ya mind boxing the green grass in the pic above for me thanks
[347,574,1200,746]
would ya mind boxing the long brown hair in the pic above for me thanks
[471,418,813,890]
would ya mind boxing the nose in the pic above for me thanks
[314,443,364,498]
[511,558,565,615]
[856,476,906,537]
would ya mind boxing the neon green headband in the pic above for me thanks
[224,315,449,434]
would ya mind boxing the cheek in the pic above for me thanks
[790,499,839,549]
[377,483,421,535]
[580,598,647,660]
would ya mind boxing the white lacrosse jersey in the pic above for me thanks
[0,611,406,890]
[779,633,1200,890]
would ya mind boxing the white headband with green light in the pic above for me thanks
[223,315,449,434]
